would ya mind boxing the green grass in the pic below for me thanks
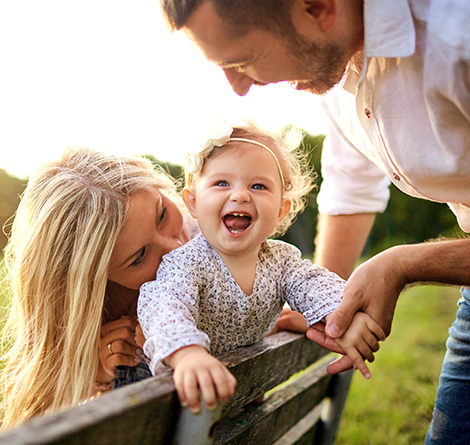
[336,284,460,444]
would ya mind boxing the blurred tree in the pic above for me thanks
[280,133,465,257]
[141,154,185,190]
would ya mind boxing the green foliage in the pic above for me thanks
[0,170,27,254]
[336,284,460,444]
[140,153,185,189]
[280,133,465,256]
[366,186,466,256]
[278,133,324,255]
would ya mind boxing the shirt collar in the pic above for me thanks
[339,0,417,94]
[363,0,416,58]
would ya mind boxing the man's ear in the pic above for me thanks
[291,0,337,36]
[278,198,292,224]
[182,187,198,219]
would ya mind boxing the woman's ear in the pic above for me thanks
[292,0,337,36]
[278,198,292,224]
[182,187,198,219]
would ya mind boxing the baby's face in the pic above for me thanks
[184,143,290,259]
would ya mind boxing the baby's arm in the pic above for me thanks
[325,311,386,379]
[165,345,237,414]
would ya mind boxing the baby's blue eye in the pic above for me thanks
[215,180,229,187]
[252,183,266,190]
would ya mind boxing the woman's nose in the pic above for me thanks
[223,68,254,96]
[162,236,184,255]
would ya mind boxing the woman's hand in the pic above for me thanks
[135,323,146,349]
[166,345,237,414]
[97,316,143,387]
[268,308,308,335]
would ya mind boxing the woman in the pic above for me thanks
[0,145,307,428]
[0,147,190,427]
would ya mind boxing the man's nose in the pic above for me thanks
[223,68,254,96]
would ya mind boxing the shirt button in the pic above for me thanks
[393,173,400,181]
[365,108,371,118]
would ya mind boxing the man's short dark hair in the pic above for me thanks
[160,0,295,38]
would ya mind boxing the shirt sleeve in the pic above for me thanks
[280,243,346,326]
[137,253,210,376]
[317,98,391,215]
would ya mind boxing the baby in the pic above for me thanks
[138,120,385,414]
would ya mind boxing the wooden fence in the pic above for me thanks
[0,332,353,445]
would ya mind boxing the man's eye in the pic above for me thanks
[252,183,266,190]
[130,247,146,266]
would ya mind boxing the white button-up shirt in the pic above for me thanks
[317,0,470,232]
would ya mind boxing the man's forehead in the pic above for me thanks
[183,0,249,66]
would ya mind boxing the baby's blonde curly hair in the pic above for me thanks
[188,118,317,237]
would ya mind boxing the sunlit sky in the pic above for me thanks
[0,1,326,179]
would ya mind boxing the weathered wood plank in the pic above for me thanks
[0,332,333,445]
[313,369,354,445]
[273,404,324,445]
[0,376,179,445]
[213,355,334,445]
[219,332,329,415]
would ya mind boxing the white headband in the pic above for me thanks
[184,124,285,188]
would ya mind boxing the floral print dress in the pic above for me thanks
[138,233,345,375]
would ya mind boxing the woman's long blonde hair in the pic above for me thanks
[1,147,176,428]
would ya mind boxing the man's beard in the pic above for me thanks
[284,30,356,95]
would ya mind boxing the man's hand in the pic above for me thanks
[166,345,236,414]
[325,247,407,340]
[330,311,386,379]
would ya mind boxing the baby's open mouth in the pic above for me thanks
[223,213,252,234]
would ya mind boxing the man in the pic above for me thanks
[160,0,470,442]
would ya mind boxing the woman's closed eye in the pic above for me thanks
[130,247,146,267]
[158,206,167,224]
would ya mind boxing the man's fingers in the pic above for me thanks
[325,306,358,338]
[306,327,345,354]
[325,295,362,339]
[326,355,353,375]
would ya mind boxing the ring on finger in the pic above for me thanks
[108,342,115,356]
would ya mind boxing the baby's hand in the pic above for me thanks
[326,312,386,379]
[165,345,236,414]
